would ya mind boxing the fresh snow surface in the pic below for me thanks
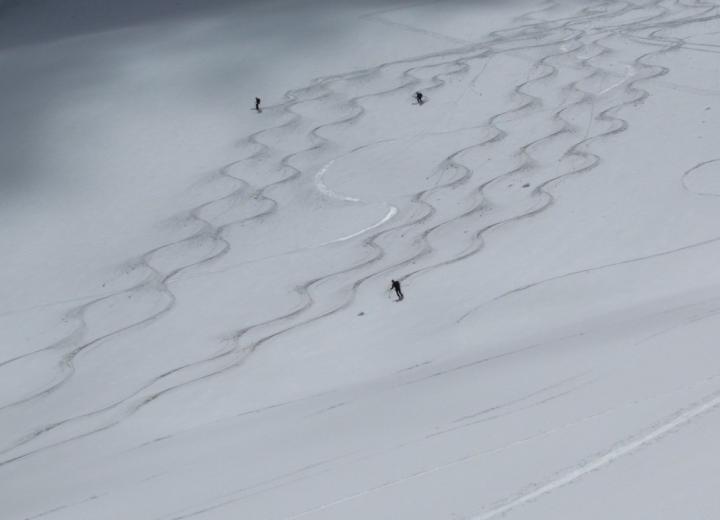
[3,0,720,518]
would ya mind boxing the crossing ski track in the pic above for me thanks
[4,0,720,518]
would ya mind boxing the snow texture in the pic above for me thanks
[3,0,720,518]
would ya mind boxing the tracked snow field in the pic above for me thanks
[3,0,720,518]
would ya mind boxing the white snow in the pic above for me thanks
[3,0,720,518]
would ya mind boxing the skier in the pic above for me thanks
[390,279,404,301]
[255,97,261,112]
[415,91,424,105]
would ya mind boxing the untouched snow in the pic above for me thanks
[3,0,720,518]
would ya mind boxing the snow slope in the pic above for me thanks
[3,0,720,518]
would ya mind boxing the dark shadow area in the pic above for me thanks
[0,0,245,49]
[0,0,426,50]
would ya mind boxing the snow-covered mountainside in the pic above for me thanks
[3,0,720,518]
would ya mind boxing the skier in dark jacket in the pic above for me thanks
[255,97,261,111]
[415,91,424,105]
[390,279,404,301]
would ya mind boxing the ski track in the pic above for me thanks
[469,386,720,520]
[5,1,720,518]
[0,0,606,462]
[166,359,720,520]
[0,0,658,458]
[5,0,606,423]
[459,231,720,323]
[680,158,720,196]
[189,354,720,520]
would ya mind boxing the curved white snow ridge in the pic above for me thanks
[314,160,362,203]
[314,159,399,245]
